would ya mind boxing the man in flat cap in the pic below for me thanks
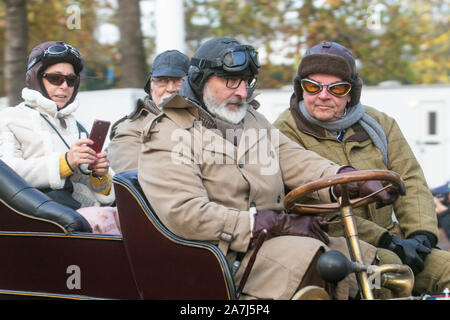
[108,50,189,173]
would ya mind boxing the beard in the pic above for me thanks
[156,92,174,106]
[203,84,248,125]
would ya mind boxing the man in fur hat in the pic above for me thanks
[273,41,450,295]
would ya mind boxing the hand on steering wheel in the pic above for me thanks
[332,166,405,209]
[284,169,406,216]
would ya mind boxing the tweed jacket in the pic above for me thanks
[108,96,161,173]
[273,94,438,246]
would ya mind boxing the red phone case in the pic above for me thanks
[88,120,111,153]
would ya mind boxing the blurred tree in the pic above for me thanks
[3,0,28,107]
[184,0,449,87]
[292,0,436,85]
[26,0,119,91]
[116,0,147,88]
[0,0,448,96]
[0,0,120,98]
[184,0,299,88]
[258,64,295,89]
[408,0,450,84]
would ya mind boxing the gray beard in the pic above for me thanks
[203,84,248,125]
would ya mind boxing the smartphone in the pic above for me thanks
[88,119,111,153]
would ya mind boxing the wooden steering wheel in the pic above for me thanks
[284,170,405,215]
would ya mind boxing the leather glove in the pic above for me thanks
[379,233,432,275]
[332,166,405,209]
[409,232,436,258]
[251,209,329,247]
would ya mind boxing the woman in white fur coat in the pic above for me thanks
[0,41,120,234]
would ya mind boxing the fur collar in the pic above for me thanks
[21,87,80,119]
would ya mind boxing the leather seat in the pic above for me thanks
[113,170,236,299]
[0,159,92,233]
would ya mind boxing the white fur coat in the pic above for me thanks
[0,88,115,207]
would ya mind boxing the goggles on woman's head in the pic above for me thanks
[300,78,352,97]
[27,44,82,71]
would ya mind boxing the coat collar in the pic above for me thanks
[128,95,160,120]
[161,92,267,162]
[163,92,263,129]
[161,93,200,129]
[21,87,79,119]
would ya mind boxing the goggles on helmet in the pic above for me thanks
[191,45,260,75]
[27,44,82,71]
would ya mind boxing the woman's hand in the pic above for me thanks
[91,152,110,177]
[66,139,97,169]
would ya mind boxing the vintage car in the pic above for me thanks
[0,159,234,299]
[0,159,446,300]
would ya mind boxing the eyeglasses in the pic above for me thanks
[225,77,257,89]
[27,44,82,71]
[42,73,78,87]
[300,78,352,97]
[152,76,185,87]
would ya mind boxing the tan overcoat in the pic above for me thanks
[108,97,160,173]
[137,94,376,299]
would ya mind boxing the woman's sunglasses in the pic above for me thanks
[42,73,78,87]
[300,78,352,97]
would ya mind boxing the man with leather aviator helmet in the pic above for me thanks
[137,37,402,299]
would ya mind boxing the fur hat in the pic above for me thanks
[294,41,362,107]
[26,41,83,107]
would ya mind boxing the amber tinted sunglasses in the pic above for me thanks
[42,73,78,87]
[301,78,352,97]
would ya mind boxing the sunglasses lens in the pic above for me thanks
[302,80,321,93]
[45,74,65,85]
[65,74,78,87]
[330,83,351,96]
[44,73,77,87]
